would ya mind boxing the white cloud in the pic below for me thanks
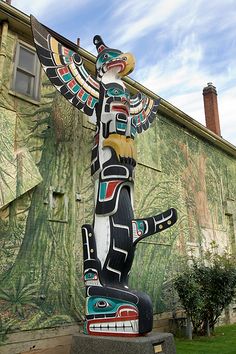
[13,0,59,17]
[135,31,204,95]
[108,0,189,47]
[12,0,90,22]
[218,86,236,145]
[133,20,236,146]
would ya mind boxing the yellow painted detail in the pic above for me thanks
[103,134,137,161]
[53,53,62,66]
[148,98,153,111]
[126,137,137,160]
[69,63,77,77]
[50,37,59,54]
[118,52,136,77]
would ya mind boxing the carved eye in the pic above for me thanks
[107,86,124,97]
[103,53,109,60]
[94,300,111,309]
[122,56,127,61]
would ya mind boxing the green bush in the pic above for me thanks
[174,246,236,336]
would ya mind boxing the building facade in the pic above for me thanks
[0,1,236,351]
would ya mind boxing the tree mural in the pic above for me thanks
[0,79,94,331]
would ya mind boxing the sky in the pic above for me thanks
[13,0,236,146]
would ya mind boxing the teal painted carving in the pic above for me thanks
[31,16,177,336]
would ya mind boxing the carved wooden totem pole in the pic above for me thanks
[31,16,177,337]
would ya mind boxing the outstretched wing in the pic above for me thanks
[30,16,99,116]
[130,93,160,134]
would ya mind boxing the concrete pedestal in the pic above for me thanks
[70,331,176,354]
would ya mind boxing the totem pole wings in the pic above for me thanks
[30,16,99,117]
[130,93,160,134]
[30,16,160,127]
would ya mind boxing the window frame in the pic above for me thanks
[11,40,41,102]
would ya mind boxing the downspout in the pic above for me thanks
[0,21,9,91]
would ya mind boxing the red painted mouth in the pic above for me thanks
[107,60,126,72]
[112,105,129,116]
[87,305,139,336]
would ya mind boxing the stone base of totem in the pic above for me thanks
[70,331,176,354]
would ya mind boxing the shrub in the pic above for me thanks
[174,247,236,336]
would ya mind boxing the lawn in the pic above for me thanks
[175,324,236,354]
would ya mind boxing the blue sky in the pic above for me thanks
[13,0,236,146]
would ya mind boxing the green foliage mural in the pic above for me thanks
[0,28,94,337]
[0,26,236,339]
[131,115,236,313]
[0,106,42,209]
[0,73,94,335]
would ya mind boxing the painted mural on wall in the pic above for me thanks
[0,25,93,338]
[30,17,178,336]
[0,18,235,340]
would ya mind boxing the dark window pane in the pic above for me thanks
[18,47,35,73]
[15,70,33,96]
[12,43,40,100]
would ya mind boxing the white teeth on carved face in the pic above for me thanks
[89,319,139,334]
[130,319,138,332]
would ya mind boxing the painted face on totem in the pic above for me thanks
[84,268,101,286]
[93,36,135,139]
[96,49,123,73]
[105,83,130,113]
[98,82,131,138]
[85,296,139,336]
[94,34,135,80]
[95,49,135,79]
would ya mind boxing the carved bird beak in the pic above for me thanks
[117,53,136,77]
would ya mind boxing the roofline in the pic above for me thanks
[0,1,30,34]
[1,1,235,157]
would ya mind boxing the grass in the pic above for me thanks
[175,324,236,354]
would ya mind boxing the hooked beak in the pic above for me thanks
[117,52,136,77]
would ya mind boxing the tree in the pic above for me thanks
[174,246,236,336]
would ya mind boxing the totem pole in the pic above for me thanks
[31,16,177,337]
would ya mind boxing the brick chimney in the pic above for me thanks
[203,82,221,136]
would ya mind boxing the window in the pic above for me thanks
[12,42,41,101]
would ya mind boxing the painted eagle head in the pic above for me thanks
[93,35,135,80]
